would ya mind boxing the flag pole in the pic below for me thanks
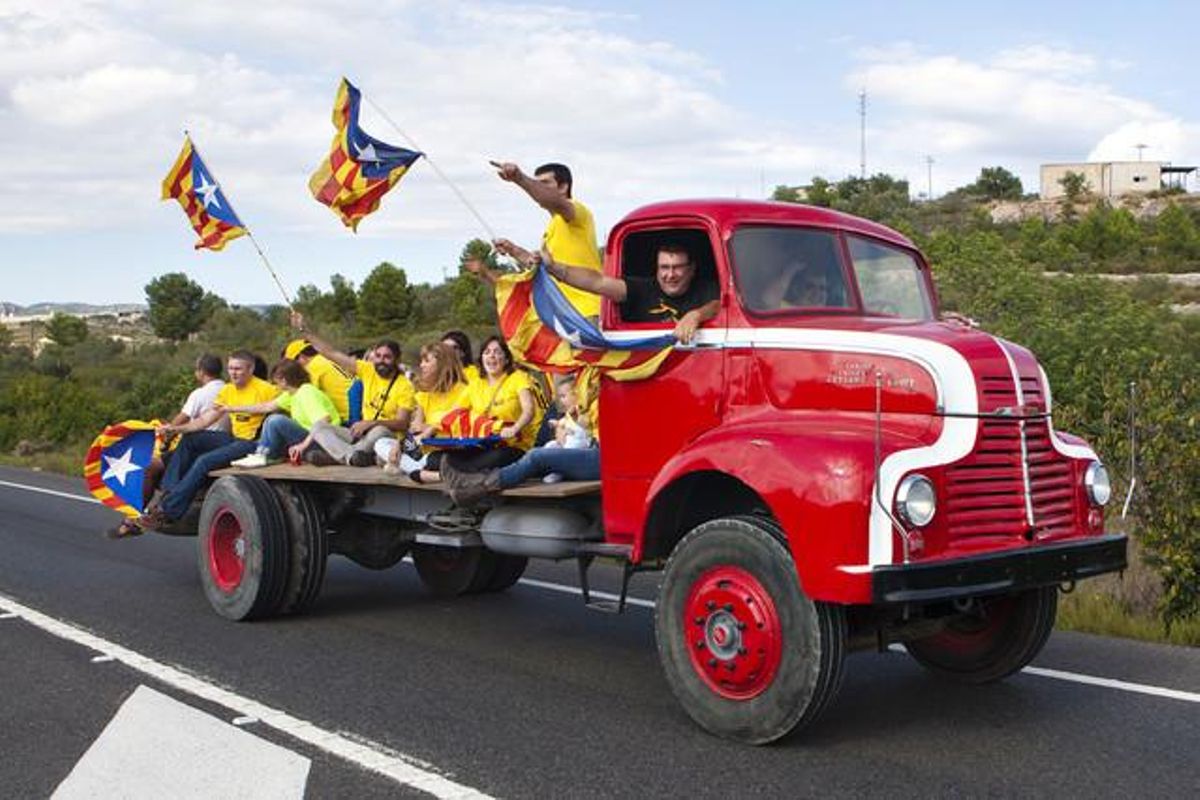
[185,131,294,309]
[361,93,499,242]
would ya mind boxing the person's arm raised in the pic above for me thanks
[491,160,575,221]
[290,311,357,375]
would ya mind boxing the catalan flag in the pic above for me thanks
[161,137,247,251]
[83,420,162,518]
[309,78,423,230]
[495,264,675,381]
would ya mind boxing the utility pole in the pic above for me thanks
[925,155,934,201]
[859,89,867,179]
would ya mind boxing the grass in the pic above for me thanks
[3,443,1196,646]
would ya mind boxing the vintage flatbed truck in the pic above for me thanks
[187,199,1127,744]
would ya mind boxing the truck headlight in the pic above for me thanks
[895,474,936,527]
[1085,462,1111,507]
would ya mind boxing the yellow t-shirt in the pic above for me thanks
[468,370,542,451]
[304,354,352,420]
[356,360,416,422]
[543,199,602,317]
[218,377,280,440]
[415,382,472,436]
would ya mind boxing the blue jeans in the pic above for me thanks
[158,431,256,520]
[497,447,600,488]
[258,414,308,458]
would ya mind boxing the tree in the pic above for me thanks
[356,262,416,336]
[1153,202,1200,264]
[449,239,499,326]
[0,322,16,350]
[145,273,224,341]
[44,313,89,347]
[967,166,1023,200]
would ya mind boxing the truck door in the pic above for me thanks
[599,223,727,542]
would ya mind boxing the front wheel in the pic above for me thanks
[904,586,1058,684]
[655,516,846,744]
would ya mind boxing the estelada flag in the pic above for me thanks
[82,421,162,518]
[495,263,675,381]
[309,78,423,231]
[161,136,247,251]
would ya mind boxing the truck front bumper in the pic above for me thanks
[871,533,1128,605]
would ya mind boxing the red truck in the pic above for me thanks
[194,199,1127,744]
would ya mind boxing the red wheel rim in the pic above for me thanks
[207,507,245,593]
[684,565,783,700]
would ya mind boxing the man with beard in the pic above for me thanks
[291,312,415,466]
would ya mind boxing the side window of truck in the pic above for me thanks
[616,228,720,325]
[731,226,851,314]
[846,236,932,320]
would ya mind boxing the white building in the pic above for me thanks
[1040,161,1195,199]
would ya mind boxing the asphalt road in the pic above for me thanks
[1,464,1197,798]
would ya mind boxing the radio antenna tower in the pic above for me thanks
[859,89,867,179]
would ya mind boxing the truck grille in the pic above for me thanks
[943,383,1075,544]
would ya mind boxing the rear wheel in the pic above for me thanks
[484,554,529,592]
[655,516,846,744]
[411,544,491,597]
[905,587,1058,683]
[273,483,328,615]
[197,476,289,621]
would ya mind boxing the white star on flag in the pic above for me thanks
[552,316,584,348]
[354,141,379,162]
[195,175,221,209]
[101,448,143,487]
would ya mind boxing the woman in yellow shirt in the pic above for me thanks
[452,336,540,472]
[404,342,471,483]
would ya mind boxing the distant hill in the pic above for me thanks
[1,301,146,318]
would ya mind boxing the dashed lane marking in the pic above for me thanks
[4,477,1198,709]
[0,593,493,800]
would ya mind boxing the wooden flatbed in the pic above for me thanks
[210,463,601,498]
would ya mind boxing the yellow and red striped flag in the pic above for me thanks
[161,137,246,251]
[309,78,423,230]
[495,264,674,381]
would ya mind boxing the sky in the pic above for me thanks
[2,0,1198,306]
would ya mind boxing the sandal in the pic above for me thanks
[105,519,144,540]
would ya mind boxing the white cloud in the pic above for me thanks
[13,64,197,126]
[844,43,1197,194]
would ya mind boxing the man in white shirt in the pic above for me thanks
[107,353,227,538]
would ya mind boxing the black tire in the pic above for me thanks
[655,516,846,744]
[197,475,290,621]
[484,554,529,592]
[905,586,1058,684]
[273,483,329,616]
[411,544,490,598]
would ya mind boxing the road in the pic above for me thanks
[1,464,1197,798]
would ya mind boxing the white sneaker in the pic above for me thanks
[542,472,564,484]
[231,452,270,469]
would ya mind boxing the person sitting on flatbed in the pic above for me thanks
[290,311,415,466]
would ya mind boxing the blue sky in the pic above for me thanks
[2,0,1197,306]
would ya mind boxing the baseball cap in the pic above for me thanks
[284,339,311,360]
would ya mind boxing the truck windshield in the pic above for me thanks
[846,235,933,320]
[731,227,853,314]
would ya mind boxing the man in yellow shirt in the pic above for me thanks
[291,312,415,466]
[136,350,280,529]
[283,339,353,420]
[491,160,602,317]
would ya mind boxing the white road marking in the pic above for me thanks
[0,612,17,619]
[54,685,310,799]
[883,643,1200,703]
[516,577,657,609]
[2,477,1196,711]
[0,593,493,800]
[232,715,261,726]
[90,654,115,663]
[0,479,99,504]
[1022,666,1200,704]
